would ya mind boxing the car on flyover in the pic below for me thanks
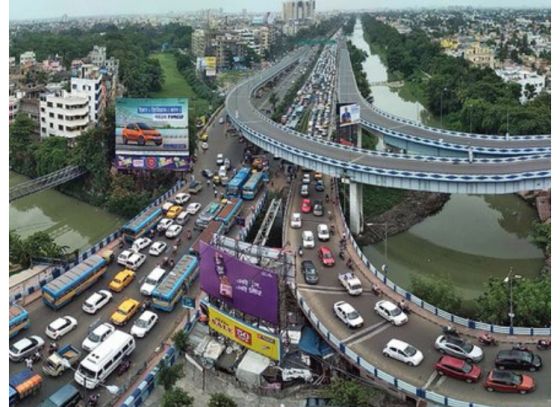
[434,335,484,363]
[374,300,408,326]
[333,301,363,329]
[301,199,312,214]
[494,349,542,372]
[383,339,424,367]
[122,123,162,146]
[301,260,319,285]
[484,369,535,394]
[318,246,335,267]
[291,213,302,229]
[435,355,482,383]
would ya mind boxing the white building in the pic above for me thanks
[39,92,90,139]
[495,67,546,103]
[9,96,20,124]
[71,72,103,122]
[89,45,107,67]
[20,51,36,65]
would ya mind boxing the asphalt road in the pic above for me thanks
[288,176,551,407]
[226,49,551,176]
[336,42,551,150]
[9,111,247,406]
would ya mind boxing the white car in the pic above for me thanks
[162,201,175,213]
[333,301,364,328]
[383,339,424,367]
[302,173,311,184]
[149,241,167,256]
[157,218,174,232]
[223,158,231,170]
[117,250,134,267]
[132,237,152,252]
[216,153,224,165]
[166,224,183,238]
[82,323,115,352]
[125,252,147,271]
[317,224,330,241]
[201,141,209,150]
[375,300,408,326]
[291,213,302,229]
[186,202,202,215]
[218,117,225,124]
[82,290,113,314]
[131,311,159,338]
[9,335,45,362]
[45,316,78,340]
[174,192,191,205]
[302,230,315,249]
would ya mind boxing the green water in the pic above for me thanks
[349,21,544,298]
[10,172,125,252]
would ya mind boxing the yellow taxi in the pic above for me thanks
[111,298,140,326]
[212,174,221,185]
[199,133,209,142]
[109,269,136,292]
[166,205,183,219]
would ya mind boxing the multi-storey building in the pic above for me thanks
[464,42,495,69]
[19,51,36,65]
[9,96,19,124]
[496,67,546,103]
[89,45,107,66]
[71,65,104,122]
[39,92,90,139]
[282,0,315,22]
[192,29,208,58]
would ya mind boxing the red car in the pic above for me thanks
[301,199,312,214]
[484,369,535,394]
[318,246,335,267]
[122,123,162,146]
[435,355,481,383]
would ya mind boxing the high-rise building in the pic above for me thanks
[39,92,90,139]
[282,0,315,22]
[71,65,104,122]
[192,29,208,58]
[89,45,107,67]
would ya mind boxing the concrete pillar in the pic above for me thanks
[349,181,363,234]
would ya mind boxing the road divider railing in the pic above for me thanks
[9,180,186,304]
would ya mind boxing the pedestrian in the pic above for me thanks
[214,189,218,198]
[25,358,33,370]
[206,179,211,186]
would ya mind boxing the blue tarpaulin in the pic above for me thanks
[298,326,334,358]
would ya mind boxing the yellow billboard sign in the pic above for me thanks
[203,56,217,70]
[207,304,281,361]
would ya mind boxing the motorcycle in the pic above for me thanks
[116,359,131,376]
[536,339,551,351]
[398,301,410,314]
[371,284,381,296]
[513,343,529,352]
[346,259,354,270]
[478,333,497,346]
[187,229,192,240]
[442,325,459,337]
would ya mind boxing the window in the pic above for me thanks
[58,114,63,120]
[58,125,63,130]
[49,112,54,118]
[47,102,53,107]
[57,103,63,108]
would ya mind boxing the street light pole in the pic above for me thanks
[504,268,522,329]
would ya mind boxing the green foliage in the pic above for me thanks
[362,186,406,218]
[162,387,193,407]
[172,330,189,353]
[9,114,37,177]
[208,393,237,407]
[106,173,152,218]
[347,42,371,99]
[327,378,376,407]
[410,275,462,314]
[157,364,185,391]
[476,275,551,327]
[342,16,356,36]
[34,137,70,176]
[10,230,68,268]
[531,221,551,256]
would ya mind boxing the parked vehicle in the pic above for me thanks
[338,272,363,296]
[435,355,482,383]
[9,369,43,405]
[383,339,424,367]
[484,370,535,394]
[42,344,81,377]
[38,384,81,407]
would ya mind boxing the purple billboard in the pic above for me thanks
[199,241,279,325]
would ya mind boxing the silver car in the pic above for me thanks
[434,335,484,363]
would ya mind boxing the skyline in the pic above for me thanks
[9,0,551,21]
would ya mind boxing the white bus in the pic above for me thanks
[74,330,135,389]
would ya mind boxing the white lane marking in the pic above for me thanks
[422,371,439,390]
[434,375,446,387]
[346,322,392,347]
[341,320,387,344]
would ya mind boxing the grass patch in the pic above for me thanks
[150,53,209,117]
[363,186,407,218]
[361,129,378,150]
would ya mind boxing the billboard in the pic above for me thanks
[338,103,360,127]
[115,98,189,170]
[199,241,279,325]
[206,303,281,360]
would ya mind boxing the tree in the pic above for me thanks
[531,221,551,256]
[162,387,193,407]
[9,114,37,176]
[327,378,375,407]
[523,83,537,101]
[410,275,461,314]
[34,137,69,176]
[157,363,185,391]
[172,330,189,353]
[208,393,237,407]
[269,92,278,110]
[9,230,68,268]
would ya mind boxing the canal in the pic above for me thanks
[349,20,544,299]
[9,171,125,253]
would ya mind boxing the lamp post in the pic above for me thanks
[440,87,448,128]
[366,222,389,272]
[504,268,523,329]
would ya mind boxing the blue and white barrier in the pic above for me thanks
[237,190,269,241]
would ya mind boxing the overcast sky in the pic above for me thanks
[9,0,551,21]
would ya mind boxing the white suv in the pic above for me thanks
[82,290,112,314]
[117,250,134,267]
[291,213,302,229]
[125,252,147,271]
[302,230,315,249]
[317,224,330,241]
[374,300,408,326]
[383,339,424,367]
[82,323,115,352]
[333,301,364,328]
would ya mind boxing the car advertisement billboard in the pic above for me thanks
[206,302,281,360]
[115,98,189,170]
[338,103,360,127]
[199,241,279,325]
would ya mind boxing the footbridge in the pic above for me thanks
[337,42,551,157]
[9,165,87,202]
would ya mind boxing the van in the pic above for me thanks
[140,267,167,296]
[176,211,190,225]
[39,384,81,407]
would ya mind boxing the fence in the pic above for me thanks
[236,190,269,241]
[9,180,186,304]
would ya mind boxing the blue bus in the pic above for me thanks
[241,172,265,200]
[42,255,108,310]
[121,206,162,243]
[215,198,243,232]
[9,305,30,338]
[226,167,252,197]
[152,255,199,312]
[195,201,223,230]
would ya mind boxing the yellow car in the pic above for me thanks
[212,175,221,185]
[199,133,209,142]
[166,205,183,219]
[109,269,136,292]
[111,298,140,326]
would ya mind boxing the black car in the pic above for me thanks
[201,169,214,179]
[312,200,323,217]
[495,350,542,372]
[315,180,325,192]
[301,260,319,285]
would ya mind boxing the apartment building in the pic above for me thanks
[89,45,107,66]
[192,29,208,58]
[9,96,19,124]
[464,42,495,69]
[39,92,90,139]
[71,65,104,122]
[19,51,36,65]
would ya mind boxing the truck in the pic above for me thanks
[338,272,363,296]
[42,344,82,377]
[9,369,43,406]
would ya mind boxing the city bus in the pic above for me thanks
[42,255,108,310]
[9,304,30,338]
[75,330,135,389]
[226,167,251,197]
[190,220,224,257]
[151,255,199,312]
[121,206,162,243]
[194,201,223,231]
[241,172,265,200]
[215,198,243,232]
